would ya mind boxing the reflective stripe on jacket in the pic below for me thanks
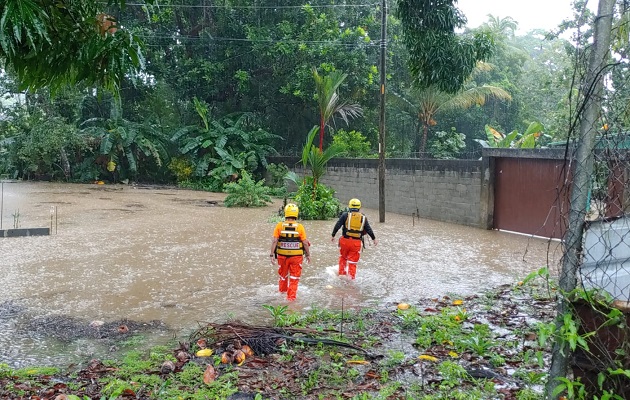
[276,222,304,256]
[344,212,366,239]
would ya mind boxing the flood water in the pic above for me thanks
[0,182,561,368]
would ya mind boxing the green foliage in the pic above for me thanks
[301,126,346,185]
[312,68,363,150]
[396,0,495,93]
[179,176,224,192]
[0,107,84,179]
[460,325,496,357]
[80,110,170,181]
[477,122,548,148]
[168,157,194,183]
[293,177,341,220]
[0,0,153,93]
[331,129,371,158]
[263,304,291,327]
[428,127,466,159]
[172,102,278,180]
[265,163,290,188]
[223,171,272,208]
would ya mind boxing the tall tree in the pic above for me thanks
[0,0,154,92]
[396,0,495,93]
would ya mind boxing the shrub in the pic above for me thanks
[265,163,289,188]
[168,157,194,183]
[428,127,466,159]
[331,129,371,158]
[224,170,272,207]
[293,177,341,220]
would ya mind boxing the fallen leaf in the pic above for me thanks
[452,299,463,306]
[347,360,370,365]
[203,364,217,384]
[418,354,439,362]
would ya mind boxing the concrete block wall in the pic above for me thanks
[269,157,483,227]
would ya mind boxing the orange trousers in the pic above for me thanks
[277,255,303,301]
[338,236,362,279]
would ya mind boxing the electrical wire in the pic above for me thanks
[137,34,379,47]
[123,2,379,9]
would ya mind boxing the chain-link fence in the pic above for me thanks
[545,1,630,398]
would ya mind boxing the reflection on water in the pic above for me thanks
[0,182,561,367]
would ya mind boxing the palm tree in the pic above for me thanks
[312,68,363,151]
[483,15,518,40]
[395,67,512,154]
[301,125,346,187]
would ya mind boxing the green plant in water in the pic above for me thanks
[383,350,406,367]
[224,170,272,208]
[168,157,194,183]
[265,163,289,188]
[460,324,495,357]
[292,176,341,220]
[437,360,468,390]
[301,125,346,187]
[263,304,290,327]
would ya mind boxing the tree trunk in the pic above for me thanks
[545,0,615,398]
[420,123,429,155]
[319,116,325,151]
[60,147,71,181]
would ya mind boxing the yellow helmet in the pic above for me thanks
[348,198,361,210]
[284,203,299,218]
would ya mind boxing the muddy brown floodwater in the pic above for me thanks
[0,182,561,368]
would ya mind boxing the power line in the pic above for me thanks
[124,2,379,9]
[138,34,379,47]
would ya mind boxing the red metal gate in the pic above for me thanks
[494,157,571,239]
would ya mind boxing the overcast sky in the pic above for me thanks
[456,0,578,34]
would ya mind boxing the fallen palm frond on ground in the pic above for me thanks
[189,321,375,358]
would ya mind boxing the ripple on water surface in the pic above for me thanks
[0,182,559,367]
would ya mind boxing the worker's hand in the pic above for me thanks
[330,236,335,243]
[269,254,276,265]
[373,239,378,246]
[305,255,311,264]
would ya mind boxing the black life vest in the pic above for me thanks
[344,212,366,239]
[276,222,304,256]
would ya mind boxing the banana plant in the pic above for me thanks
[82,116,169,180]
[476,121,548,148]
[171,98,278,178]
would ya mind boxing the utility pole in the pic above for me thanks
[378,0,387,223]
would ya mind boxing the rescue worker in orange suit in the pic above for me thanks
[270,203,311,301]
[331,198,377,279]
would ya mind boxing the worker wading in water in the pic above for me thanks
[331,198,377,279]
[270,203,311,301]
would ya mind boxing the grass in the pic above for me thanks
[0,279,571,399]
